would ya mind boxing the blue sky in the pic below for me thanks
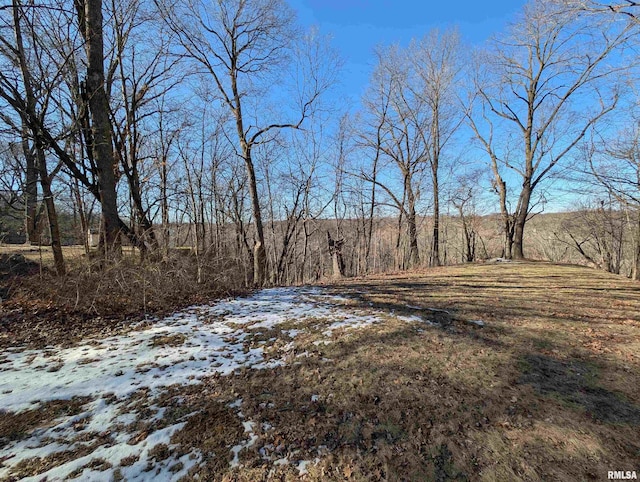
[288,0,528,101]
[284,0,589,214]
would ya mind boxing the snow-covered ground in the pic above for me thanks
[0,287,429,481]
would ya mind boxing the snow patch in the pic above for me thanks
[230,421,259,468]
[297,458,319,475]
[468,320,485,327]
[0,285,432,480]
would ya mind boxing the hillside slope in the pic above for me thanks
[0,262,638,480]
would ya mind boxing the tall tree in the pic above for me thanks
[6,0,66,274]
[75,0,122,256]
[157,0,336,286]
[468,0,635,259]
[360,46,429,269]
[108,0,184,257]
[409,29,463,267]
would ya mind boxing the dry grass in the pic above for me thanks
[0,397,91,446]
[167,262,640,481]
[317,262,640,480]
[0,246,247,349]
[0,244,137,267]
[1,261,639,480]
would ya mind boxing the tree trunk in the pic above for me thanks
[229,52,266,285]
[405,176,420,268]
[73,178,91,255]
[429,114,441,268]
[243,146,266,286]
[407,209,419,268]
[21,131,40,244]
[632,210,640,281]
[458,207,476,263]
[78,0,121,257]
[430,181,440,267]
[512,223,525,259]
[36,151,65,275]
[327,231,345,279]
[494,177,514,259]
[512,182,532,260]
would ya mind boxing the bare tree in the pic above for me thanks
[451,170,485,262]
[2,0,66,274]
[467,0,636,259]
[360,108,384,273]
[110,0,161,256]
[75,0,122,256]
[408,29,463,267]
[360,45,430,269]
[556,199,626,274]
[586,125,640,279]
[156,0,337,285]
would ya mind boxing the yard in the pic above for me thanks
[0,261,638,480]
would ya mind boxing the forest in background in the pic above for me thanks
[1,0,640,291]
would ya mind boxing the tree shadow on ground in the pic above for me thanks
[518,353,640,425]
[325,286,640,428]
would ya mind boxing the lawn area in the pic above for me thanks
[0,244,139,266]
[0,261,638,480]
[330,262,640,480]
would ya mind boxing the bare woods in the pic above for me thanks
[1,0,640,292]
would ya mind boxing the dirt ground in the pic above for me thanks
[1,261,639,481]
